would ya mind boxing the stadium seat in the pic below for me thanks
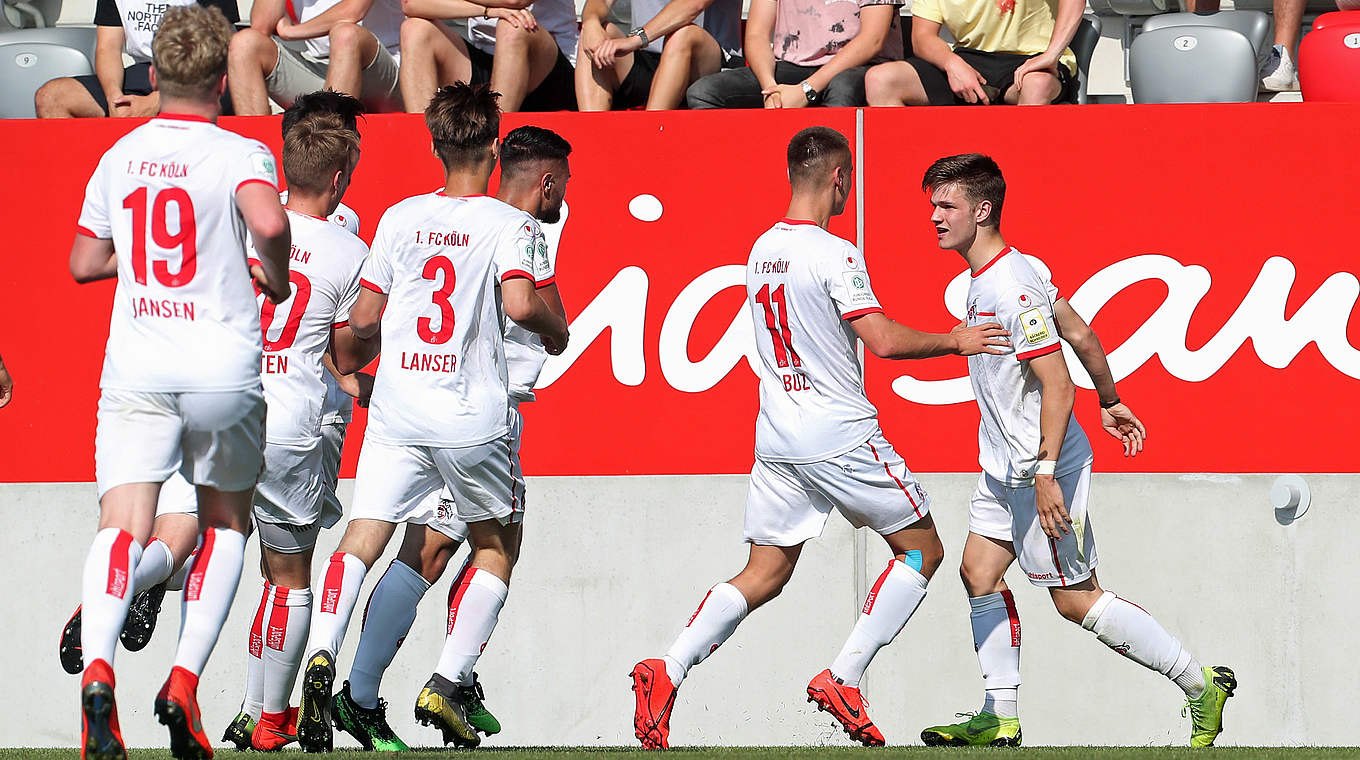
[1141,10,1272,69]
[1230,0,1336,14]
[0,24,95,59]
[1129,25,1258,102]
[1313,9,1360,29]
[2,0,61,27]
[1071,14,1103,104]
[0,34,91,117]
[1298,22,1360,100]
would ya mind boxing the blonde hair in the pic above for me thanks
[152,5,234,100]
[283,113,361,194]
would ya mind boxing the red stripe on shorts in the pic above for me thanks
[249,581,271,659]
[868,442,922,518]
[320,553,347,614]
[106,530,133,599]
[1048,537,1067,587]
[185,529,217,602]
[862,560,896,615]
[266,586,290,651]
[1001,589,1021,647]
[446,562,476,635]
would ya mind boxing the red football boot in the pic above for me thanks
[81,659,126,760]
[251,706,299,751]
[155,666,213,759]
[630,659,678,750]
[806,669,886,747]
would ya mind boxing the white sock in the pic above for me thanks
[173,528,246,676]
[132,538,176,595]
[166,542,200,592]
[80,528,143,669]
[662,582,749,687]
[434,566,507,686]
[829,559,928,687]
[306,552,369,661]
[350,560,430,709]
[241,580,271,720]
[1082,591,1202,698]
[262,586,312,714]
[971,590,1021,718]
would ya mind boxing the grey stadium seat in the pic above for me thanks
[0,33,93,117]
[1141,10,1273,70]
[1130,25,1258,103]
[1071,14,1103,104]
[0,24,95,59]
[3,0,62,28]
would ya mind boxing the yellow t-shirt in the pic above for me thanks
[911,0,1076,75]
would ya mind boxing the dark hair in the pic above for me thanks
[425,83,501,171]
[501,126,572,178]
[282,90,364,139]
[921,153,1006,228]
[283,113,360,194]
[786,126,851,187]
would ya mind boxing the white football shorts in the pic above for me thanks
[252,440,344,553]
[95,388,266,497]
[743,430,931,547]
[153,472,198,517]
[319,420,347,520]
[410,404,527,542]
[968,464,1098,588]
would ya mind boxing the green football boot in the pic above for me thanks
[921,712,1022,747]
[460,673,502,736]
[1184,665,1237,748]
[332,680,411,752]
[220,711,256,752]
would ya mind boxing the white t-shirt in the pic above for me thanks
[290,0,403,58]
[254,210,367,446]
[966,246,1093,485]
[747,219,883,464]
[99,0,199,63]
[360,193,541,447]
[504,202,563,402]
[468,0,580,66]
[78,114,278,393]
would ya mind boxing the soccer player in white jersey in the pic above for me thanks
[327,125,571,751]
[291,83,569,753]
[914,154,1236,748]
[67,7,292,760]
[630,127,1011,749]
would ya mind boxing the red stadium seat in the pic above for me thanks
[1313,10,1360,29]
[1298,23,1360,101]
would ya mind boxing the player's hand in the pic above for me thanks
[542,327,569,356]
[1011,52,1060,91]
[250,264,290,304]
[1100,402,1146,458]
[761,83,807,108]
[945,57,990,104]
[951,322,1011,356]
[489,6,538,31]
[354,372,375,408]
[591,33,643,68]
[0,359,13,409]
[111,92,158,118]
[1034,474,1071,539]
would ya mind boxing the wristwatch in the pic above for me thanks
[629,26,650,48]
[800,80,821,104]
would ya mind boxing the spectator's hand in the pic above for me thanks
[111,93,157,117]
[591,33,643,69]
[1012,52,1060,89]
[489,6,538,31]
[762,89,782,108]
[0,358,12,409]
[945,57,990,104]
[1100,402,1146,458]
[761,83,807,108]
[580,21,609,69]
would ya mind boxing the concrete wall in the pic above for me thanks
[2,472,1352,748]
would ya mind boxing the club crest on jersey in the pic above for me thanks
[967,302,978,321]
[1018,293,1033,307]
[845,255,860,270]
[437,498,454,524]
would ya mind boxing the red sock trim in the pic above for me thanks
[687,588,715,626]
[862,559,896,615]
[321,553,348,614]
[249,581,271,659]
[106,530,134,599]
[446,562,476,635]
[185,529,217,602]
[1001,589,1021,647]
[266,586,291,651]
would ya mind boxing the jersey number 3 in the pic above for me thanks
[122,187,196,287]
[418,255,456,345]
[756,283,801,368]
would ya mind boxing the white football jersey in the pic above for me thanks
[78,114,278,393]
[504,201,564,402]
[965,247,1093,485]
[747,219,883,464]
[360,193,541,447]
[254,210,367,446]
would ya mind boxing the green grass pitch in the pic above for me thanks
[2,749,1357,759]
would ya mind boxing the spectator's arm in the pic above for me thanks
[911,14,990,103]
[640,0,713,41]
[279,0,378,39]
[745,0,778,95]
[801,3,896,94]
[250,0,287,33]
[579,0,616,27]
[402,0,532,21]
[1011,0,1082,81]
[93,25,126,115]
[0,350,11,408]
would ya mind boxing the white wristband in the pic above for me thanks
[1034,460,1057,476]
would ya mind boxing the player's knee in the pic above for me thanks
[917,536,945,579]
[1050,589,1093,624]
[958,559,999,596]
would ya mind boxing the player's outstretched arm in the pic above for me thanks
[851,312,1010,360]
[1053,298,1145,456]
[1030,350,1076,539]
[69,235,118,283]
[503,277,569,355]
[237,182,291,304]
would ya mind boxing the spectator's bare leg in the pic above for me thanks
[34,77,107,118]
[1006,70,1061,104]
[864,61,929,106]
[325,21,382,101]
[227,27,281,115]
[576,23,630,111]
[1272,0,1306,55]
[399,18,473,113]
[646,24,722,110]
[492,19,562,112]
[1182,0,1220,11]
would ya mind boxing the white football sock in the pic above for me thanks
[1082,591,1201,698]
[434,566,507,686]
[971,590,1021,718]
[350,560,430,709]
[132,538,176,595]
[829,559,928,687]
[662,582,749,687]
[241,579,271,720]
[80,528,143,669]
[165,542,199,592]
[262,586,312,714]
[306,552,369,661]
[172,528,246,676]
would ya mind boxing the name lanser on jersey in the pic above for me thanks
[401,351,458,373]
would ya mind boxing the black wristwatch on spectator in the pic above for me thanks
[801,80,821,104]
[629,27,650,48]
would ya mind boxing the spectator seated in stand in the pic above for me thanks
[684,0,905,109]
[33,0,238,118]
[398,0,579,112]
[1261,0,1305,91]
[226,0,404,113]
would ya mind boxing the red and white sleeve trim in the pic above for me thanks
[501,269,534,282]
[359,278,386,294]
[842,307,884,321]
[76,225,107,239]
[236,178,278,194]
[1016,343,1061,361]
[535,275,556,288]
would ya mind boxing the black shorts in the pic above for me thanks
[74,60,236,115]
[908,48,1076,105]
[467,43,578,111]
[613,49,662,110]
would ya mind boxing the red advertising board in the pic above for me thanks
[0,105,1355,481]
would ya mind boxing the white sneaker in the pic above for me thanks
[1261,44,1299,92]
